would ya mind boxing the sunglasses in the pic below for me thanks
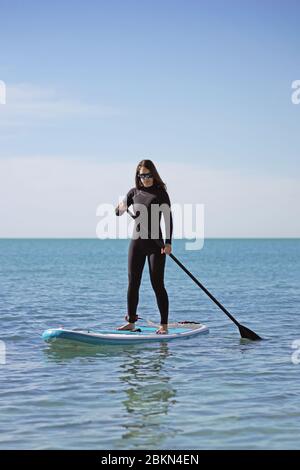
[138,173,153,180]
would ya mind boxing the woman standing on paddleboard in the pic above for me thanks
[115,160,173,334]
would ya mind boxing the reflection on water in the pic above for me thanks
[42,340,115,362]
[43,340,179,449]
[118,342,178,448]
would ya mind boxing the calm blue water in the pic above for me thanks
[0,239,300,450]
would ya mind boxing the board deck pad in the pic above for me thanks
[42,325,209,346]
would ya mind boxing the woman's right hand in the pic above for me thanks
[115,201,127,216]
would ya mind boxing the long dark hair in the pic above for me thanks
[135,159,167,191]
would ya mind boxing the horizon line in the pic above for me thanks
[0,237,299,241]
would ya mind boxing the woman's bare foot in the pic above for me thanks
[156,325,168,334]
[117,322,136,331]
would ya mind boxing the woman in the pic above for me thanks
[115,160,173,334]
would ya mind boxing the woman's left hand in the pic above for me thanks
[161,244,172,255]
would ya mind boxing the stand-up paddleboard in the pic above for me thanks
[42,324,209,346]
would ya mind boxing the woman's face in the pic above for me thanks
[138,166,154,187]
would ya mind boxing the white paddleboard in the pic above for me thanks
[42,324,209,346]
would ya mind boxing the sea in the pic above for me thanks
[0,238,299,450]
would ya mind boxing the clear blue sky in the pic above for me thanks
[0,0,299,237]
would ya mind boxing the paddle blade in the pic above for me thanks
[238,324,262,341]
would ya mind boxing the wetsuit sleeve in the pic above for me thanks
[160,190,173,245]
[115,187,135,216]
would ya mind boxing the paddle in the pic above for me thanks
[125,208,262,341]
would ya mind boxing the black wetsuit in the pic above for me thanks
[116,183,173,324]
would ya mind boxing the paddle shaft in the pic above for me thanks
[168,253,240,327]
[125,207,261,339]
